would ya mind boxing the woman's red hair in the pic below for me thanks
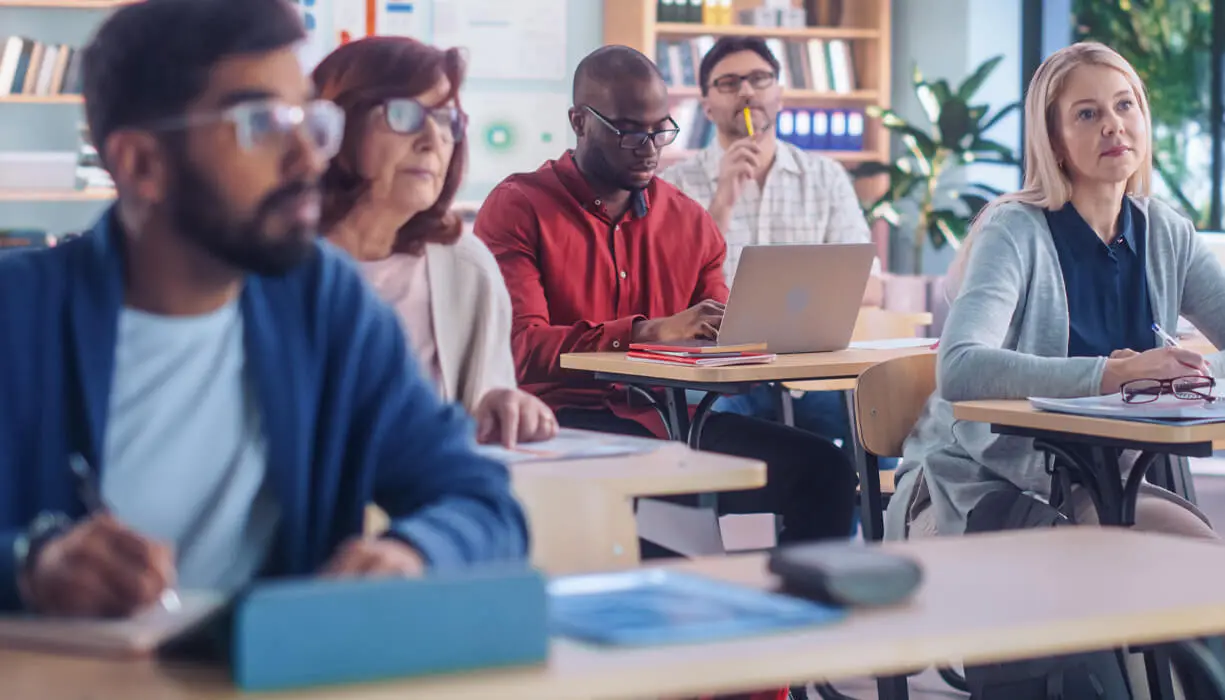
[312,36,467,254]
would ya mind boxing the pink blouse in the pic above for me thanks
[358,253,443,392]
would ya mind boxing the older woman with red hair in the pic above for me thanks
[313,37,556,448]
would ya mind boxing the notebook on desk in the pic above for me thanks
[473,428,658,464]
[1030,394,1225,424]
[0,591,227,658]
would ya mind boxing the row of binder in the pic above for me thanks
[777,108,865,152]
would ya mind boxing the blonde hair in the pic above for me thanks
[945,41,1153,297]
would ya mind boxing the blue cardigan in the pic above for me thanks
[0,209,529,610]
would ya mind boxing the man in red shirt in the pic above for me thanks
[475,45,855,545]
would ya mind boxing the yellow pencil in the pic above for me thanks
[743,107,754,137]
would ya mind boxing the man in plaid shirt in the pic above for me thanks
[659,36,883,460]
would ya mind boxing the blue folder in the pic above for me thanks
[231,565,548,691]
[549,569,844,647]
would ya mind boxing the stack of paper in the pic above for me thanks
[1030,394,1225,424]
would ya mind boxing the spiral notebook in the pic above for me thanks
[0,591,227,658]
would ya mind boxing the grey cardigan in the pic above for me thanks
[886,197,1225,538]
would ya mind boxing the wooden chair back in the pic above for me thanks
[851,308,933,342]
[854,353,937,458]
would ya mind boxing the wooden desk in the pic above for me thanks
[10,529,1225,700]
[368,443,765,575]
[561,347,935,387]
[954,399,1225,526]
[511,443,765,574]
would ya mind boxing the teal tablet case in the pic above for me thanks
[231,566,548,691]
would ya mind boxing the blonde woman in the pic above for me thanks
[887,41,1225,542]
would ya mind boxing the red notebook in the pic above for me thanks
[628,340,768,356]
[626,350,777,367]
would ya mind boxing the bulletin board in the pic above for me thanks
[287,0,602,204]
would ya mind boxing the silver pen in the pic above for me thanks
[69,453,181,612]
[1152,322,1181,348]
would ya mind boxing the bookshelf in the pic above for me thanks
[605,0,893,176]
[0,94,80,103]
[0,188,112,201]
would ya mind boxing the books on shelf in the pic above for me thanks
[0,36,85,98]
[630,340,768,355]
[658,0,734,25]
[778,107,864,152]
[0,228,58,255]
[656,36,859,94]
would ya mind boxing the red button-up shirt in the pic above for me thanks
[475,151,728,434]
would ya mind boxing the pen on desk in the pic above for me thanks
[743,106,754,137]
[69,453,182,612]
[1153,322,1181,348]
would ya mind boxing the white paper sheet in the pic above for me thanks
[849,338,939,350]
[433,0,568,81]
[473,428,657,464]
[1030,393,1225,422]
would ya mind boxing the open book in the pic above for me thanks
[0,590,227,658]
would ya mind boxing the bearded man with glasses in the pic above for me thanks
[476,45,857,556]
[0,0,527,619]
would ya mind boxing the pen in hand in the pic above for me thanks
[1152,322,1181,348]
[69,453,182,613]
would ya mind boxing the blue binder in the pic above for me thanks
[231,565,548,691]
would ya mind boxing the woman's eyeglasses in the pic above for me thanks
[383,98,467,143]
[1121,375,1217,404]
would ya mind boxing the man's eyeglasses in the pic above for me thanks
[709,70,778,94]
[383,98,467,143]
[583,106,679,150]
[145,99,346,160]
[1121,375,1217,404]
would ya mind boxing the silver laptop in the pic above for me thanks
[717,243,875,354]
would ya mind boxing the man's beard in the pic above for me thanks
[168,159,319,277]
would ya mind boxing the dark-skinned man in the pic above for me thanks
[475,45,856,548]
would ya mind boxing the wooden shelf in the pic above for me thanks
[655,22,880,40]
[0,1,134,8]
[0,94,82,104]
[668,87,879,102]
[0,188,114,202]
[660,148,882,165]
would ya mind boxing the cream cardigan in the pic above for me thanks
[418,233,519,412]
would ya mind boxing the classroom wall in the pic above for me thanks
[889,0,1023,275]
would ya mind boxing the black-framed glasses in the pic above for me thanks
[382,98,466,143]
[143,99,346,160]
[1121,375,1217,404]
[709,70,778,94]
[583,105,679,150]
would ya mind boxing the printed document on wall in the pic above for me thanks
[433,0,568,81]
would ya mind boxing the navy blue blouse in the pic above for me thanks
[1045,200,1156,358]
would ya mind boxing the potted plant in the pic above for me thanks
[855,55,1022,277]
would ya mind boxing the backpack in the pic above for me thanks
[960,487,1134,700]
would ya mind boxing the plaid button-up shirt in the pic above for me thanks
[660,140,877,283]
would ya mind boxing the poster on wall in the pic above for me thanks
[433,0,567,81]
[462,91,571,185]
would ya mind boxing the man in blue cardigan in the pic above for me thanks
[0,0,528,617]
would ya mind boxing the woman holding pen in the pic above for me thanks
[888,41,1225,545]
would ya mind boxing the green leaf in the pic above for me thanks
[970,137,1019,163]
[958,193,992,218]
[978,102,1021,135]
[849,161,895,179]
[914,83,943,127]
[927,209,969,250]
[937,98,974,150]
[957,55,1004,101]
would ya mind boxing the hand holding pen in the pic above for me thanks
[20,454,179,618]
[1101,324,1210,393]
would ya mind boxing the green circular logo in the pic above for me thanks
[486,123,514,151]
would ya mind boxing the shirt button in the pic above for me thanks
[594,199,602,206]
[612,340,621,349]
[619,270,627,279]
